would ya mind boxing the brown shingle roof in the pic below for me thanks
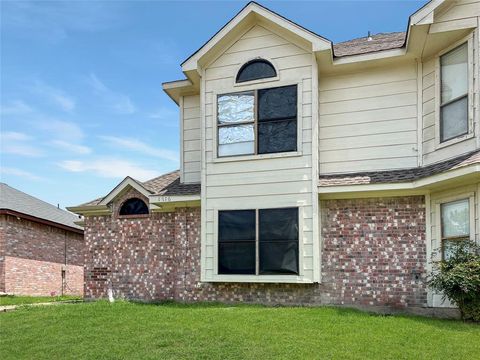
[333,32,406,57]
[77,170,200,207]
[319,150,480,187]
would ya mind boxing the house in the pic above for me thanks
[69,0,480,313]
[0,183,84,296]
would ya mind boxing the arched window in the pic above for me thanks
[119,198,149,216]
[236,59,276,83]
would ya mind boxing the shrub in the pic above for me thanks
[428,241,480,322]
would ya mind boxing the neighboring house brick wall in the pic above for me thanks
[84,190,427,309]
[1,214,84,296]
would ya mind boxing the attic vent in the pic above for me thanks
[367,31,373,41]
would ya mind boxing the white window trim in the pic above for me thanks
[434,33,475,150]
[431,191,475,307]
[210,206,311,284]
[212,80,303,162]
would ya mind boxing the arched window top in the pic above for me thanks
[119,198,149,216]
[236,59,276,83]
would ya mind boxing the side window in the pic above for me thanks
[440,43,468,142]
[440,199,469,259]
[217,85,297,157]
[119,198,149,216]
[218,207,299,275]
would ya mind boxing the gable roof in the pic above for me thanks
[181,1,331,72]
[319,150,480,186]
[74,170,200,208]
[0,183,83,232]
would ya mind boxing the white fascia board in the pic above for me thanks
[318,164,480,195]
[332,48,407,66]
[410,0,446,25]
[182,2,331,72]
[99,177,151,206]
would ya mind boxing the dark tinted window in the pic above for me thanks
[119,198,149,216]
[218,210,255,274]
[236,59,276,83]
[257,85,297,154]
[259,208,298,275]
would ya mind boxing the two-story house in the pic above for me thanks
[69,0,480,313]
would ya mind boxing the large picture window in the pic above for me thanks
[440,199,470,260]
[217,85,297,157]
[218,207,299,275]
[440,43,468,142]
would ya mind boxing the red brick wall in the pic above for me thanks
[84,190,427,309]
[1,214,84,296]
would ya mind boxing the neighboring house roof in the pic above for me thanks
[0,183,83,232]
[77,170,200,207]
[319,150,480,186]
[333,32,406,57]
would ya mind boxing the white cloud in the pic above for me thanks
[30,81,75,112]
[58,158,158,181]
[50,140,92,155]
[1,166,44,181]
[2,1,124,43]
[38,119,85,142]
[0,100,33,115]
[87,73,136,114]
[148,106,178,127]
[1,131,43,157]
[99,135,178,162]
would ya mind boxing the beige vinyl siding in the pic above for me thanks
[428,182,480,307]
[182,95,201,184]
[422,1,479,165]
[318,62,419,173]
[201,24,317,283]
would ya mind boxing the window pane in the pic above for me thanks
[119,198,149,216]
[442,239,468,260]
[236,60,276,83]
[259,208,298,241]
[218,125,254,156]
[217,93,254,124]
[258,119,297,154]
[441,96,468,142]
[441,43,468,104]
[259,241,298,275]
[441,199,469,238]
[219,210,256,241]
[258,85,297,121]
[259,208,299,275]
[219,242,255,274]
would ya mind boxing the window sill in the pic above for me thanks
[117,214,150,220]
[213,151,302,163]
[202,274,314,284]
[436,132,474,150]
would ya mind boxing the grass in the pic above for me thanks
[0,295,81,306]
[1,301,479,360]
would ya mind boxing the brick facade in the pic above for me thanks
[0,214,84,296]
[84,189,427,310]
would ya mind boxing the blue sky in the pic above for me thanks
[1,0,426,208]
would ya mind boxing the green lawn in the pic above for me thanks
[0,295,81,306]
[1,302,478,360]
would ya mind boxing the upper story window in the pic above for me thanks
[217,85,297,157]
[440,198,469,260]
[236,59,276,83]
[119,198,149,216]
[440,43,468,143]
[218,207,299,275]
